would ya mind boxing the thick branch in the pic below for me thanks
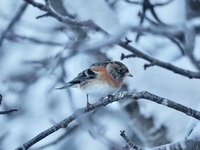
[15,91,200,150]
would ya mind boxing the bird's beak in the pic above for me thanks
[126,72,133,77]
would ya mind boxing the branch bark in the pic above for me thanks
[15,91,200,150]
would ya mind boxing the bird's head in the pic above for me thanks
[106,61,133,80]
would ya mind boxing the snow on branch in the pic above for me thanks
[15,91,200,150]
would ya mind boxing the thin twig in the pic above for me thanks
[154,0,174,7]
[0,94,2,106]
[0,109,18,115]
[121,53,136,60]
[15,91,200,150]
[34,124,78,150]
[36,13,49,19]
[137,12,185,54]
[0,2,28,47]
[124,0,142,5]
[24,0,108,34]
[0,94,18,115]
[120,130,144,150]
[6,32,64,46]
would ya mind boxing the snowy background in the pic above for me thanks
[0,0,200,150]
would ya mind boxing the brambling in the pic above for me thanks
[57,61,133,105]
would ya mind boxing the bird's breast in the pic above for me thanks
[80,80,120,98]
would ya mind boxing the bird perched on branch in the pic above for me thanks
[57,61,133,106]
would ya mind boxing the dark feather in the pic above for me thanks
[56,68,97,90]
[68,68,97,85]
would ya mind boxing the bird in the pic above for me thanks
[57,61,133,106]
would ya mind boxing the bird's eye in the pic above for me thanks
[118,69,123,73]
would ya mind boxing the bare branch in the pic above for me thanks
[0,2,28,47]
[24,0,200,79]
[24,0,200,76]
[0,94,2,106]
[36,13,49,19]
[0,94,18,115]
[120,130,144,150]
[130,25,183,38]
[121,53,136,60]
[77,26,127,52]
[143,63,155,70]
[24,0,107,34]
[124,0,173,7]
[24,0,81,26]
[154,0,173,7]
[119,41,200,79]
[15,91,200,150]
[44,0,50,7]
[0,109,18,115]
[34,124,78,149]
[124,0,142,5]
[5,32,64,46]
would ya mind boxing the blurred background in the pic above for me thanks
[0,0,200,149]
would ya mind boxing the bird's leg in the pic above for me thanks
[86,94,91,113]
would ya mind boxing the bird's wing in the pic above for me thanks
[69,68,97,85]
[56,68,97,89]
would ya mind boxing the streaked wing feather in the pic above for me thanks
[56,68,97,90]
